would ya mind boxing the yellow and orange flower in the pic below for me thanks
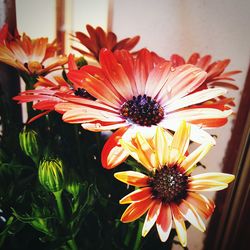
[0,24,67,76]
[114,121,234,247]
[170,53,241,106]
[55,48,232,169]
[71,24,140,61]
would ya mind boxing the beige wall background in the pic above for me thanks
[15,0,250,249]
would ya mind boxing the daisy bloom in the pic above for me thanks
[114,121,235,247]
[55,48,232,169]
[13,75,73,122]
[170,53,241,97]
[0,27,67,76]
[71,24,140,61]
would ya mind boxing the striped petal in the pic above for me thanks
[121,197,153,223]
[119,187,152,204]
[171,203,187,247]
[114,171,150,187]
[186,193,215,219]
[178,199,206,232]
[156,203,172,242]
[101,126,129,169]
[142,200,162,237]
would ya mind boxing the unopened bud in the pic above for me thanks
[19,129,39,160]
[38,158,64,193]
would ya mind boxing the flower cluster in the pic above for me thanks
[0,23,238,248]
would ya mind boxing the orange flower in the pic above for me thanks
[71,24,140,61]
[114,121,234,247]
[55,48,232,169]
[0,24,67,76]
[13,76,73,122]
[170,53,241,95]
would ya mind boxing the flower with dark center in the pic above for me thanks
[150,166,188,203]
[120,94,164,126]
[57,48,233,169]
[114,121,235,247]
[0,24,67,76]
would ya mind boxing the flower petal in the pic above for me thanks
[171,121,190,164]
[188,179,229,191]
[178,199,206,232]
[190,173,235,184]
[114,171,150,187]
[156,203,172,242]
[142,200,162,237]
[186,193,215,219]
[119,187,152,204]
[165,88,228,113]
[171,203,187,247]
[180,143,213,174]
[101,126,129,169]
[121,197,153,223]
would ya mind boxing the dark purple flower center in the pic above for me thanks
[149,166,188,203]
[120,94,164,126]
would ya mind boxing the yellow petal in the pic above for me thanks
[155,127,168,166]
[190,173,235,184]
[180,143,213,174]
[188,179,228,191]
[120,138,153,171]
[171,120,190,162]
[114,171,150,187]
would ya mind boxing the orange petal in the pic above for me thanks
[101,126,129,169]
[114,171,150,187]
[178,199,206,232]
[119,187,152,204]
[142,200,162,237]
[171,203,187,247]
[186,193,215,219]
[156,203,172,242]
[121,197,153,223]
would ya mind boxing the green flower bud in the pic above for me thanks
[19,129,40,161]
[38,158,65,193]
[65,172,82,198]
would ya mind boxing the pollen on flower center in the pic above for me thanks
[120,94,164,126]
[149,166,188,203]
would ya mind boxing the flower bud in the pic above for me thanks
[65,171,82,198]
[19,129,39,160]
[38,158,64,193]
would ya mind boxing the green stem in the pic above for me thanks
[133,220,143,250]
[53,190,65,221]
[67,238,78,250]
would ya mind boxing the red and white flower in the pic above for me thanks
[55,48,232,169]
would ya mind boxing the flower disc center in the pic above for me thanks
[120,94,164,126]
[150,166,188,203]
